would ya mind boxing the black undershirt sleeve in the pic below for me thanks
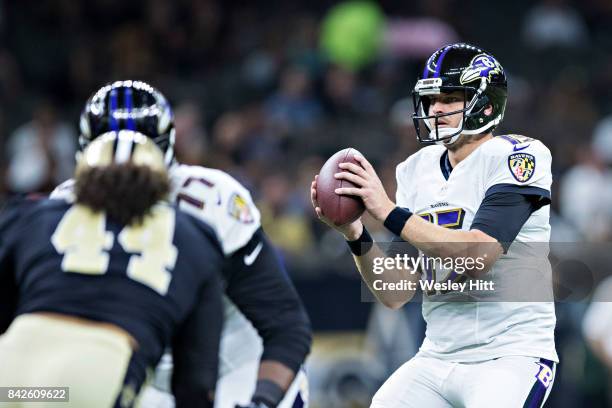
[470,184,551,252]
[224,228,312,373]
[172,273,224,408]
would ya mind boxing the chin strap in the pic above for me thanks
[441,134,461,145]
[430,125,462,145]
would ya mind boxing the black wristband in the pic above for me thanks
[383,207,413,237]
[346,227,373,256]
[252,379,285,408]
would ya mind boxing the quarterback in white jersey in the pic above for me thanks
[52,81,311,408]
[311,43,557,407]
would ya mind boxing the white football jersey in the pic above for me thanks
[51,163,264,374]
[395,135,558,363]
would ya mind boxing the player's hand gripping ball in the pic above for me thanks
[316,148,366,226]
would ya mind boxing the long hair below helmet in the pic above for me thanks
[74,131,170,226]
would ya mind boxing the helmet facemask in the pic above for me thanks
[412,77,502,145]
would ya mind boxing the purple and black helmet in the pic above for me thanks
[79,80,175,165]
[412,43,508,143]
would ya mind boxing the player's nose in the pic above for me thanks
[430,100,447,115]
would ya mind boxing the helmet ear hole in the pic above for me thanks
[472,94,490,114]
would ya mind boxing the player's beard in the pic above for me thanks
[445,133,488,152]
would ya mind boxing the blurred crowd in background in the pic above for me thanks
[2,0,612,406]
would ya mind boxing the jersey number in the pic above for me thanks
[51,205,178,295]
[419,208,466,295]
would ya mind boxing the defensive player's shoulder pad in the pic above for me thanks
[49,179,76,202]
[0,196,29,226]
[1,194,49,216]
[0,196,68,235]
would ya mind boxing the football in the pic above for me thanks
[316,148,366,226]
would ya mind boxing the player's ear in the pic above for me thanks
[484,104,494,117]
